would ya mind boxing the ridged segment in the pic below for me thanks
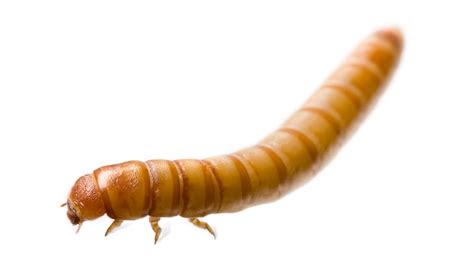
[168,160,182,216]
[255,144,288,186]
[91,171,117,219]
[227,155,252,205]
[299,107,342,135]
[277,127,319,161]
[146,160,176,217]
[93,161,151,220]
[199,160,216,214]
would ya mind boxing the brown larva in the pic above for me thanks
[63,27,403,243]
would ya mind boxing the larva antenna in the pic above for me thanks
[60,202,67,207]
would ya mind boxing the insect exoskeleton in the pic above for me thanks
[64,27,403,244]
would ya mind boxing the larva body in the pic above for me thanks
[66,28,403,242]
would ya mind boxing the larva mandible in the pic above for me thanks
[64,27,403,243]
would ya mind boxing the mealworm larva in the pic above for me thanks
[64,27,403,243]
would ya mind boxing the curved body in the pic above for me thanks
[65,28,403,240]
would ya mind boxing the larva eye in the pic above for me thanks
[67,201,81,225]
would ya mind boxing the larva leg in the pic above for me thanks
[105,219,123,236]
[149,216,162,244]
[189,218,216,239]
[76,221,83,234]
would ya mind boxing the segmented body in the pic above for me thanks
[66,28,403,239]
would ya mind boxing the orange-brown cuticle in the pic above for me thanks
[376,28,404,50]
[93,161,152,220]
[67,174,107,222]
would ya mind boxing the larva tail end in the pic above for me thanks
[375,27,404,50]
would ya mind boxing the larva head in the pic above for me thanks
[66,174,106,225]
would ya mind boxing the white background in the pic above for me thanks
[0,1,473,272]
